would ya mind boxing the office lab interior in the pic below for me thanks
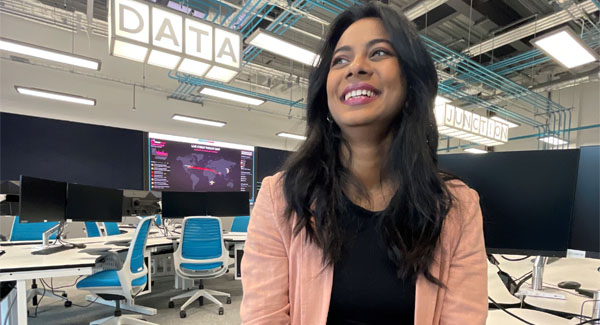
[0,0,599,324]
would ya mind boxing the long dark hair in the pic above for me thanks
[282,2,454,286]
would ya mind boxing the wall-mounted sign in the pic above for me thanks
[109,0,241,83]
[435,104,509,146]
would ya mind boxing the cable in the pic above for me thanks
[30,278,47,318]
[501,255,531,262]
[489,296,535,324]
[579,300,600,323]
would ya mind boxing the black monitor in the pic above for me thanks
[19,175,67,223]
[66,183,123,222]
[438,149,580,257]
[570,146,599,258]
[161,191,250,218]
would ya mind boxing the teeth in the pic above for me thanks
[344,89,377,101]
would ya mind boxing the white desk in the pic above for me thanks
[224,232,247,280]
[487,256,600,324]
[0,230,174,324]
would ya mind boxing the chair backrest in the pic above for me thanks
[231,216,250,232]
[84,222,102,237]
[180,217,225,261]
[104,222,121,236]
[123,216,153,276]
[155,214,162,226]
[9,216,58,241]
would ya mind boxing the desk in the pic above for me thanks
[0,231,173,324]
[487,256,600,324]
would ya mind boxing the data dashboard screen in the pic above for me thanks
[149,133,254,197]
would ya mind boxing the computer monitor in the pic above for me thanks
[569,146,599,258]
[161,191,250,218]
[438,149,580,257]
[66,183,123,222]
[19,175,67,223]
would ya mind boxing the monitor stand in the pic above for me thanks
[516,256,566,300]
[31,221,74,255]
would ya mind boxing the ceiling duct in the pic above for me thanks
[464,0,599,57]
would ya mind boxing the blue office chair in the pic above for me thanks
[230,216,250,233]
[168,217,231,318]
[84,222,102,238]
[76,216,156,325]
[9,216,58,241]
[155,214,162,227]
[104,222,121,236]
[9,216,68,307]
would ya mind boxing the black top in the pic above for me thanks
[327,196,415,325]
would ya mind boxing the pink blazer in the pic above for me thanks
[241,173,488,324]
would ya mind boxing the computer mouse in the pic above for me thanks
[557,281,581,290]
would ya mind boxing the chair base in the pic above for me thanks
[90,314,157,325]
[86,295,157,316]
[170,288,230,313]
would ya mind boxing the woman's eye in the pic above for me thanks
[332,57,348,66]
[371,49,389,57]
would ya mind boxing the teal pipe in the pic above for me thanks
[240,2,270,35]
[229,0,253,28]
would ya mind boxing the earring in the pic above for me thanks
[326,114,333,123]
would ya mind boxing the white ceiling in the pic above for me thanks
[0,10,307,151]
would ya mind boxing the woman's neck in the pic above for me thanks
[341,130,394,211]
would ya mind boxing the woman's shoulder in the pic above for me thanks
[442,178,481,232]
[444,178,480,205]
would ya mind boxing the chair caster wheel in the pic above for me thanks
[61,293,68,298]
[218,307,224,315]
[168,301,174,308]
[198,297,203,306]
[180,310,186,318]
[226,297,231,304]
[64,300,72,307]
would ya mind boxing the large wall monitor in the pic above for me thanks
[438,149,580,257]
[148,133,254,198]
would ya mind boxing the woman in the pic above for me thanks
[241,3,487,324]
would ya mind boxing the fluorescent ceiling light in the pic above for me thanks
[539,136,568,146]
[491,116,520,128]
[15,86,95,106]
[246,29,319,66]
[147,50,181,69]
[204,65,239,83]
[532,28,597,69]
[0,37,100,70]
[276,132,306,141]
[178,58,211,77]
[172,114,226,127]
[113,40,148,62]
[464,148,488,154]
[199,87,265,106]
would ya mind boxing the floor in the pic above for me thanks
[26,273,243,325]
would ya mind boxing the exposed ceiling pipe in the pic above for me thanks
[464,0,599,57]
[403,0,449,21]
[530,67,600,93]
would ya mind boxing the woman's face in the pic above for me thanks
[326,18,407,134]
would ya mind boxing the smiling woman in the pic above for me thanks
[240,3,488,325]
